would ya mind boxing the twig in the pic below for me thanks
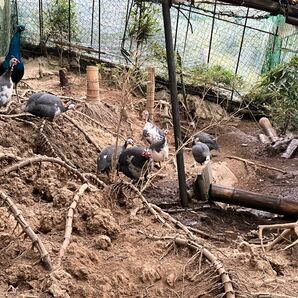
[139,231,235,298]
[0,191,52,271]
[56,184,89,268]
[226,156,287,174]
[0,155,87,183]
[120,181,172,229]
[83,173,107,189]
[62,114,101,152]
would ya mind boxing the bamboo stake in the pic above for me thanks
[0,191,52,271]
[56,184,89,268]
[146,66,155,121]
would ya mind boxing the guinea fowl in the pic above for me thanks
[97,138,134,178]
[0,58,20,108]
[192,138,211,165]
[118,146,152,181]
[149,134,169,168]
[0,25,25,101]
[24,92,75,121]
[194,132,219,151]
[142,110,166,145]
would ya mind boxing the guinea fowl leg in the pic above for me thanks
[15,84,20,103]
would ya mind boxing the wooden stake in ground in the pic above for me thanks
[86,65,99,102]
[146,66,155,121]
[0,191,52,271]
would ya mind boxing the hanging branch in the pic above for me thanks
[0,191,53,271]
[56,183,89,268]
[62,114,101,152]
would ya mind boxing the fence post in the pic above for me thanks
[146,66,155,121]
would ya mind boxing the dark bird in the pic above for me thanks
[192,139,211,165]
[0,25,26,101]
[97,138,134,178]
[118,146,152,181]
[194,132,219,151]
[0,57,20,108]
[142,110,166,145]
[24,92,75,121]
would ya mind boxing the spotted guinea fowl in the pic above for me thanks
[97,138,134,177]
[149,134,169,168]
[192,138,211,165]
[0,25,25,101]
[24,92,75,121]
[142,110,166,145]
[118,146,152,181]
[194,132,219,151]
[0,57,20,108]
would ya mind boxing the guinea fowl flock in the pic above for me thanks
[0,24,220,184]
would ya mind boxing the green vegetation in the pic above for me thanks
[249,55,298,132]
[43,0,78,65]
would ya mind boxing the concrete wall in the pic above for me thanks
[0,0,10,56]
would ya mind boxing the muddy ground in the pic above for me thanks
[0,57,297,298]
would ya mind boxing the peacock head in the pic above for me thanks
[9,57,20,68]
[16,25,26,32]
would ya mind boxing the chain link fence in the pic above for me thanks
[10,0,298,92]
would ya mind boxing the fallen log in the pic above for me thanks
[193,164,298,216]
[281,139,298,159]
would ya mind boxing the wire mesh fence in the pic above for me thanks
[10,0,298,92]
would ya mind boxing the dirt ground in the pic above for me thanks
[0,57,297,298]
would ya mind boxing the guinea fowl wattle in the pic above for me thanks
[118,146,152,181]
[0,58,20,108]
[0,25,25,101]
[192,137,211,165]
[24,92,75,121]
[193,132,219,151]
[97,138,134,177]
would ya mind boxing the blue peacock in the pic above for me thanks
[0,25,25,101]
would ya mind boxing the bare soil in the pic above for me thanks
[0,57,297,298]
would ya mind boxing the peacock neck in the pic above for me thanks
[8,32,22,59]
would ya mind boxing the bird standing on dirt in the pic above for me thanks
[97,138,134,178]
[0,25,26,102]
[142,110,166,145]
[192,137,211,165]
[194,132,219,151]
[0,58,20,108]
[149,134,169,168]
[118,146,152,182]
[24,92,75,121]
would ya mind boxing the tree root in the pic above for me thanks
[62,113,101,152]
[139,231,235,298]
[0,191,53,271]
[226,156,287,174]
[259,221,298,251]
[56,184,89,268]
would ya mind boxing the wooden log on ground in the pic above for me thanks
[210,184,298,216]
[281,139,298,159]
[259,117,279,143]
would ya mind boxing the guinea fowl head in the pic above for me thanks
[126,138,134,146]
[66,102,76,111]
[142,148,152,158]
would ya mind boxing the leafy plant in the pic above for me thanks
[249,55,298,132]
[43,0,78,65]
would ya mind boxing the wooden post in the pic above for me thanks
[86,65,99,102]
[259,117,279,143]
[194,162,213,201]
[146,66,155,122]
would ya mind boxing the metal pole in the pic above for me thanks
[162,0,188,207]
[91,0,95,47]
[207,0,217,64]
[98,0,101,61]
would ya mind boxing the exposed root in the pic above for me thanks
[62,113,101,152]
[0,155,87,183]
[83,173,107,189]
[139,231,235,298]
[0,191,53,271]
[226,156,287,174]
[56,184,89,268]
[259,221,298,251]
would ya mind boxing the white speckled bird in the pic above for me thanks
[0,57,20,108]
